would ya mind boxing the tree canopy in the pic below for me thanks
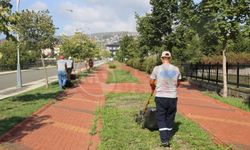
[0,0,16,39]
[14,10,56,52]
[119,0,249,65]
[60,32,100,60]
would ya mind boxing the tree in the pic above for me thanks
[60,32,99,61]
[100,49,111,59]
[150,0,179,52]
[117,35,138,62]
[14,10,56,88]
[136,0,182,64]
[0,40,38,70]
[196,0,249,97]
[0,0,15,39]
[170,0,202,63]
[136,13,161,57]
[0,40,16,70]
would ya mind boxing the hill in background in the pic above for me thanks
[90,31,137,48]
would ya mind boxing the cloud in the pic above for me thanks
[59,2,118,23]
[58,0,150,35]
[85,0,150,10]
[62,18,135,35]
[30,1,48,11]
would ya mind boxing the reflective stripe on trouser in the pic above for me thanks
[155,97,177,143]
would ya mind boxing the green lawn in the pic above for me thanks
[99,93,225,150]
[0,82,61,136]
[106,69,138,83]
[204,91,250,112]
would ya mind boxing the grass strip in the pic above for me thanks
[99,93,225,150]
[106,69,138,83]
[0,68,94,136]
[0,82,60,136]
[90,108,100,135]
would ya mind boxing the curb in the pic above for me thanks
[0,76,58,100]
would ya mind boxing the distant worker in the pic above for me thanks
[88,58,94,71]
[57,55,67,90]
[84,59,88,71]
[66,56,74,81]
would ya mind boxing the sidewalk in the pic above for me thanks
[178,83,250,150]
[0,65,108,150]
[0,76,58,100]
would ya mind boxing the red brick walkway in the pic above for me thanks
[177,83,250,150]
[0,66,108,150]
[1,64,250,150]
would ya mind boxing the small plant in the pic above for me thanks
[89,109,100,135]
[109,63,117,69]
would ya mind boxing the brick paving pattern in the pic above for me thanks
[0,66,108,150]
[1,63,250,150]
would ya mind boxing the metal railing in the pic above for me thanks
[183,63,250,88]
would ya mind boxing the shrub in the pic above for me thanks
[126,59,133,67]
[126,58,141,69]
[201,52,250,65]
[142,56,157,73]
[132,58,141,69]
[109,63,117,69]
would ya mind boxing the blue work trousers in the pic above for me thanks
[58,70,67,89]
[155,97,177,143]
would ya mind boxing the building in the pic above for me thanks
[105,42,120,55]
[42,47,60,58]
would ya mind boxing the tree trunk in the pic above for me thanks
[222,49,227,97]
[41,54,49,88]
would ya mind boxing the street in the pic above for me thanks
[0,60,105,91]
[0,67,57,91]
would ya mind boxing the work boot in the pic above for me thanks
[160,141,170,147]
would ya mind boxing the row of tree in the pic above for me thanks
[117,0,249,97]
[0,0,108,88]
[60,32,110,61]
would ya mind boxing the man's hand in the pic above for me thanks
[177,80,181,88]
[150,79,156,91]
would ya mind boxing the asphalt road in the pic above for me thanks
[0,67,57,91]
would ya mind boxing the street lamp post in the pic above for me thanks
[16,0,22,88]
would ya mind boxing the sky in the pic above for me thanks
[10,0,201,36]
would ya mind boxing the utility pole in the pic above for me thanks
[16,0,22,88]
